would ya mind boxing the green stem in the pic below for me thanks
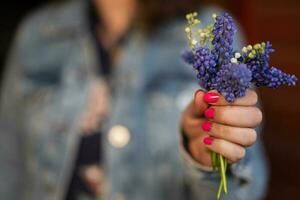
[217,156,228,199]
[219,154,227,193]
[217,179,223,199]
[211,151,217,170]
[224,158,227,194]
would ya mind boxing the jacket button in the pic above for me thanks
[108,125,130,148]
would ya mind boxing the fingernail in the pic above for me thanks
[203,137,214,145]
[204,92,219,103]
[201,121,212,132]
[204,107,215,119]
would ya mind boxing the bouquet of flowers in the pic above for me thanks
[182,12,297,199]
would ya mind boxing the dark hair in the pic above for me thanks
[137,0,203,32]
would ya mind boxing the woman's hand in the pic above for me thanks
[181,89,262,167]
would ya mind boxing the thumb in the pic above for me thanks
[193,89,209,116]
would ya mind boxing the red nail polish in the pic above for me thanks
[204,107,215,119]
[204,92,219,103]
[201,121,212,132]
[203,137,214,145]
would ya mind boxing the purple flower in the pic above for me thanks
[212,63,252,102]
[193,45,217,89]
[264,67,298,88]
[212,13,237,65]
[182,13,297,102]
[245,41,298,88]
[181,49,194,65]
[245,42,273,71]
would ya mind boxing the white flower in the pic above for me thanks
[230,57,238,64]
[235,52,241,58]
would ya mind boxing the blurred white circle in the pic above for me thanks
[108,125,130,148]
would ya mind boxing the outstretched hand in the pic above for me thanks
[181,89,262,167]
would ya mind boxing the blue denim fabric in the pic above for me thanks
[0,0,268,199]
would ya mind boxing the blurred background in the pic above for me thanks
[0,0,299,199]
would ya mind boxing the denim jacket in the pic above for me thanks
[0,0,268,199]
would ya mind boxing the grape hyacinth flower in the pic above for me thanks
[193,46,217,89]
[212,13,237,65]
[183,12,297,101]
[212,63,252,102]
[264,67,298,88]
[182,12,298,199]
[242,41,298,88]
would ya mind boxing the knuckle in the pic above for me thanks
[252,107,263,126]
[250,90,258,105]
[249,129,257,144]
[217,106,227,123]
[240,148,246,159]
[234,148,246,161]
[217,141,226,156]
[216,124,226,138]
[245,129,257,146]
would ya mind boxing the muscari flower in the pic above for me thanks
[193,45,217,89]
[182,12,298,103]
[263,67,298,88]
[244,41,298,88]
[212,63,252,102]
[212,13,237,65]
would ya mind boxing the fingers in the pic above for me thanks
[205,106,262,128]
[200,89,260,163]
[203,89,258,106]
[183,88,261,165]
[204,137,246,163]
[190,136,246,164]
[183,115,257,147]
[183,89,261,138]
[204,122,257,147]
